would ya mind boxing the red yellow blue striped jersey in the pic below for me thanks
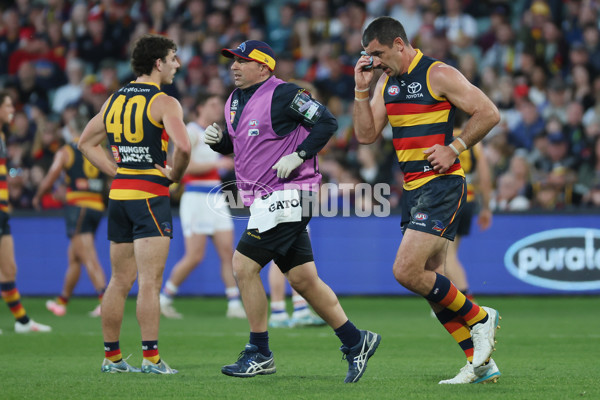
[0,132,8,212]
[64,142,106,211]
[103,82,170,200]
[383,49,464,190]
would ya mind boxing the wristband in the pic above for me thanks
[449,143,460,156]
[354,97,370,102]
[354,87,370,92]
[456,137,467,151]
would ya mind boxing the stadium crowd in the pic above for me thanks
[2,0,600,213]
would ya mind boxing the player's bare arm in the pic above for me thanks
[353,68,388,144]
[79,102,118,177]
[32,146,68,210]
[424,64,500,173]
[475,142,493,230]
[153,95,191,183]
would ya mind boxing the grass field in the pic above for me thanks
[1,296,598,400]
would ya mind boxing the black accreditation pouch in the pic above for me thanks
[290,89,324,124]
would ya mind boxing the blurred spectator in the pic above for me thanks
[509,98,545,151]
[267,2,296,55]
[427,29,458,68]
[311,44,354,104]
[181,0,207,43]
[434,0,478,56]
[12,61,50,114]
[104,0,136,56]
[8,167,35,209]
[388,0,422,43]
[0,9,22,76]
[458,53,480,85]
[582,23,600,76]
[583,184,600,208]
[480,21,522,76]
[527,64,549,107]
[52,58,85,115]
[97,59,120,94]
[532,127,581,209]
[412,2,438,50]
[293,0,344,61]
[578,136,600,196]
[147,0,169,35]
[535,128,578,174]
[74,5,123,72]
[8,30,66,76]
[567,39,592,75]
[61,1,88,42]
[31,118,62,173]
[564,100,587,161]
[490,172,531,211]
[569,63,593,111]
[477,4,510,53]
[541,76,569,123]
[508,152,534,200]
[561,0,584,45]
[356,144,379,185]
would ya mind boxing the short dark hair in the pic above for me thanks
[131,34,177,77]
[362,16,409,48]
[195,91,222,107]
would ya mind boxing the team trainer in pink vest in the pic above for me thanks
[205,40,381,383]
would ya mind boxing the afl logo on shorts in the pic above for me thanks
[388,85,400,96]
[414,212,428,221]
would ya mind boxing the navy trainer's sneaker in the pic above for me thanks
[221,344,276,378]
[340,330,381,383]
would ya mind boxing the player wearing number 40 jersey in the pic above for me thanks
[79,34,191,374]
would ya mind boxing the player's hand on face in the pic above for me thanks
[272,152,304,179]
[354,51,374,90]
[204,122,223,145]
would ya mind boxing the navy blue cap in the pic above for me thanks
[221,40,276,71]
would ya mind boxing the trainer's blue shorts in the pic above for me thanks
[65,206,103,239]
[400,175,466,241]
[107,197,173,243]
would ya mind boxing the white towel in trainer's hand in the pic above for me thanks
[248,189,302,233]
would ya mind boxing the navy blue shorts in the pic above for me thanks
[65,206,103,239]
[401,175,466,241]
[107,197,173,243]
[237,215,314,273]
[0,210,11,236]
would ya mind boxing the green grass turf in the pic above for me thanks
[1,296,598,400]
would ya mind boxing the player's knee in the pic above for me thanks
[185,251,205,266]
[393,262,414,287]
[111,273,136,293]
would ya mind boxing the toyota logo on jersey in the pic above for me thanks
[407,82,422,94]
